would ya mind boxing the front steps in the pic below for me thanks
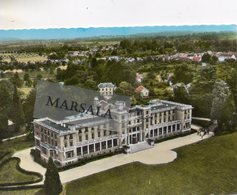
[127,141,153,153]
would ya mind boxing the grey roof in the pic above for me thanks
[98,82,116,88]
[65,116,110,126]
[41,120,70,131]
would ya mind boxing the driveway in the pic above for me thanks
[13,132,213,184]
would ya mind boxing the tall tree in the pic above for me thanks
[11,72,23,87]
[23,89,36,124]
[173,83,190,104]
[11,86,25,131]
[44,157,63,195]
[210,80,232,129]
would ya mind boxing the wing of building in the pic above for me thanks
[33,99,193,167]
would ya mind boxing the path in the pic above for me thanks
[192,117,211,122]
[1,133,27,142]
[13,132,213,185]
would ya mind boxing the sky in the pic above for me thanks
[1,0,237,30]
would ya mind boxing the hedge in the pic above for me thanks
[31,148,123,171]
[58,149,123,171]
[154,130,196,144]
[0,184,43,191]
[0,157,43,187]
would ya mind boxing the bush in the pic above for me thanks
[58,149,123,171]
[30,149,47,168]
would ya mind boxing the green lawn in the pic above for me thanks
[66,132,237,195]
[0,188,42,195]
[0,136,34,153]
[0,158,40,184]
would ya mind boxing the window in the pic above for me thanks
[159,128,162,135]
[89,144,94,153]
[70,141,73,147]
[154,129,158,136]
[77,147,81,156]
[79,135,82,142]
[85,127,88,132]
[92,133,94,139]
[108,140,112,148]
[172,124,176,132]
[66,151,74,158]
[85,134,88,140]
[69,134,73,139]
[102,141,106,149]
[82,146,88,155]
[164,127,167,134]
[177,124,180,131]
[113,139,118,147]
[98,131,101,137]
[95,143,100,151]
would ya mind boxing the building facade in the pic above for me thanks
[33,99,192,167]
[97,82,116,97]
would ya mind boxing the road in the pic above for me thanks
[13,132,213,185]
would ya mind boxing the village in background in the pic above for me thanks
[0,30,237,194]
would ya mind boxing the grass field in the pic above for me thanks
[66,132,237,195]
[0,189,42,195]
[0,137,34,153]
[0,54,47,63]
[0,158,40,184]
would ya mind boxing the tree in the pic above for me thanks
[0,80,13,114]
[210,80,232,129]
[173,83,190,104]
[44,157,63,195]
[23,89,36,124]
[37,74,43,80]
[173,64,193,84]
[200,65,216,81]
[23,73,30,82]
[0,113,8,139]
[11,86,25,131]
[90,57,98,68]
[84,79,97,89]
[11,72,23,87]
[117,81,134,96]
[202,53,211,63]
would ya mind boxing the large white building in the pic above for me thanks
[33,99,192,167]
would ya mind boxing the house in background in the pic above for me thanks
[135,85,149,98]
[136,73,143,83]
[98,82,116,98]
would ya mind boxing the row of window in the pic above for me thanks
[148,124,181,138]
[101,88,114,91]
[41,128,57,139]
[78,139,118,156]
[41,135,57,146]
[65,139,118,159]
